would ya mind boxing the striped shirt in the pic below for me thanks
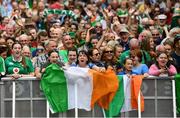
[34,54,64,69]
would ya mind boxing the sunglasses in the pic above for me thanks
[152,33,159,36]
[37,48,44,51]
[105,50,113,53]
[96,26,102,28]
[94,53,100,56]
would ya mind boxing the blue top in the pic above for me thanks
[71,63,95,69]
[132,64,149,75]
[117,70,138,75]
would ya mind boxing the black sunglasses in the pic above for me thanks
[94,53,100,56]
[105,50,113,53]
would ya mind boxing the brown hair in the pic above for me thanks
[130,49,142,62]
[12,42,27,68]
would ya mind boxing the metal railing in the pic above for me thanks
[0,76,176,117]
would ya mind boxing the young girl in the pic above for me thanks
[118,58,137,75]
[149,52,177,76]
[130,49,149,77]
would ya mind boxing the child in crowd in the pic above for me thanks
[149,52,177,76]
[130,49,149,77]
[118,58,137,75]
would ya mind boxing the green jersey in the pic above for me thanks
[0,56,6,75]
[59,50,68,63]
[5,56,34,74]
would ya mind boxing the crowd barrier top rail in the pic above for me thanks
[1,75,175,81]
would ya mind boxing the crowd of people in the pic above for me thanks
[0,0,179,79]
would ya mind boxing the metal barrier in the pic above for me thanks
[126,76,176,118]
[0,76,176,117]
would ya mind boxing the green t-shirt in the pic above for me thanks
[30,47,36,53]
[59,50,68,63]
[5,56,34,74]
[0,56,6,75]
[119,50,151,64]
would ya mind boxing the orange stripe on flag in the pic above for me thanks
[131,75,144,112]
[89,69,119,110]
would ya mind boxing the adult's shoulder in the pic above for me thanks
[141,63,148,67]
[121,50,130,55]
[24,56,32,61]
[119,50,130,63]
[5,56,12,61]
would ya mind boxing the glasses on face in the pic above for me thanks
[152,33,159,36]
[94,53,100,56]
[105,50,113,54]
[37,48,44,52]
[96,26,102,28]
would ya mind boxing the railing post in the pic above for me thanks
[138,92,141,118]
[75,83,78,118]
[46,101,50,118]
[0,81,5,117]
[12,81,16,118]
[172,79,177,118]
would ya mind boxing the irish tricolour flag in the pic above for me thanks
[40,64,144,115]
[105,75,144,117]
[40,64,119,113]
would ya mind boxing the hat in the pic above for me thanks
[120,27,129,33]
[158,14,167,20]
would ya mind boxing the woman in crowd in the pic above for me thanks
[76,50,105,72]
[102,46,115,69]
[5,42,34,79]
[0,42,9,59]
[163,41,177,67]
[88,48,105,67]
[149,52,177,76]
[130,49,149,77]
[101,45,122,72]
[141,36,156,60]
[6,37,15,49]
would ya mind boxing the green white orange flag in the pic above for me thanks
[40,64,119,113]
[105,75,144,117]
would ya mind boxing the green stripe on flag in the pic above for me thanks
[175,74,180,115]
[40,64,68,113]
[105,75,124,117]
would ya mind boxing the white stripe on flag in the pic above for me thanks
[64,67,93,111]
[121,75,132,112]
